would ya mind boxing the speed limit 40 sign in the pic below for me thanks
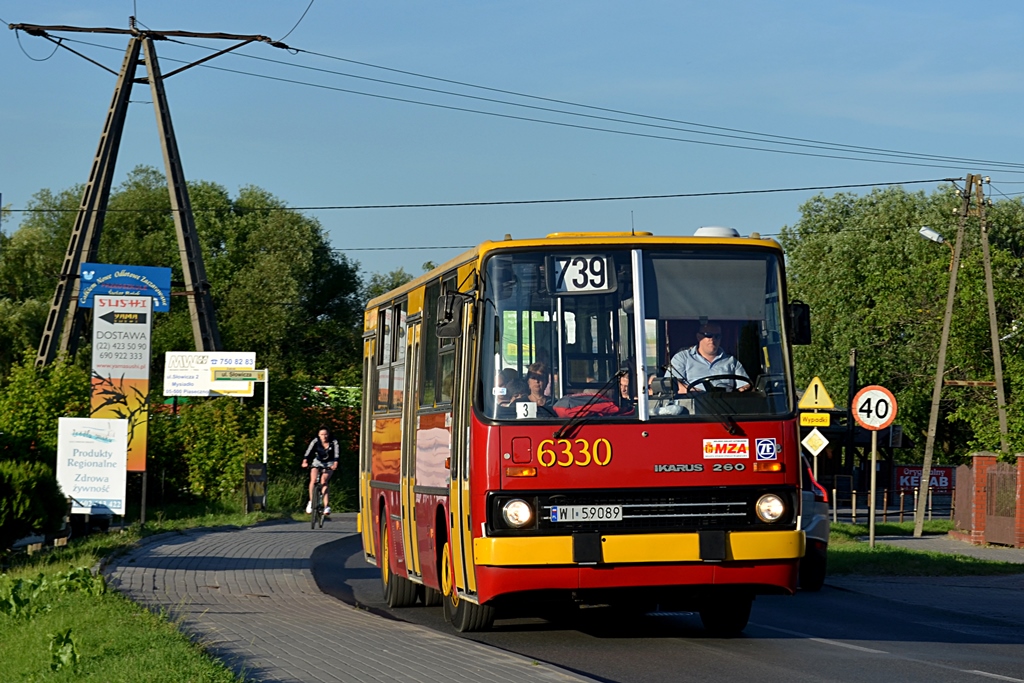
[852,385,898,431]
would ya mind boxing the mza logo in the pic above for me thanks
[702,439,749,459]
[755,438,778,461]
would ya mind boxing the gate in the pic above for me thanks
[953,464,973,533]
[986,463,1017,546]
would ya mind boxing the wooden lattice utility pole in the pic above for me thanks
[10,21,286,364]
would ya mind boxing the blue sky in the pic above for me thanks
[3,1,1024,279]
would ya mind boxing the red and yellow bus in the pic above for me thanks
[358,228,811,634]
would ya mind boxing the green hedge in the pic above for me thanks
[0,461,66,550]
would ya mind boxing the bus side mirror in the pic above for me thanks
[788,300,811,345]
[436,293,465,338]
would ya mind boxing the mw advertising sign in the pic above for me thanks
[91,296,152,472]
[163,351,256,397]
[79,263,171,312]
[894,465,955,493]
[56,418,128,515]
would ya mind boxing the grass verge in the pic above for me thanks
[828,520,1024,576]
[0,498,295,682]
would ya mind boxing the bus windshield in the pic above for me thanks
[479,247,793,422]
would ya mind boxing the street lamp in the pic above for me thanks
[918,226,954,270]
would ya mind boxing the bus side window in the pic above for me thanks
[375,307,391,412]
[421,281,440,406]
[437,276,458,405]
[390,302,407,412]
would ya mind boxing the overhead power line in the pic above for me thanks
[38,34,1024,174]
[278,0,316,42]
[159,38,1024,171]
[234,45,1024,172]
[1,177,959,213]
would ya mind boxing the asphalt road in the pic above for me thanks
[312,534,1024,683]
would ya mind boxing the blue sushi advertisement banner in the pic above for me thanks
[79,263,172,312]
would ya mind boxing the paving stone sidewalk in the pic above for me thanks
[104,516,593,683]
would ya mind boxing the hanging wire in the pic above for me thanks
[278,0,315,42]
[15,29,62,61]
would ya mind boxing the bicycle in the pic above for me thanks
[310,466,328,529]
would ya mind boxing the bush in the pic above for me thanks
[0,354,90,468]
[266,474,307,513]
[0,461,67,550]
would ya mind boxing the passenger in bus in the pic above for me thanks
[535,349,556,397]
[668,322,750,392]
[615,371,636,414]
[525,362,550,407]
[498,367,520,388]
[497,378,529,417]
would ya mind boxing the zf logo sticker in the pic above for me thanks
[755,438,778,461]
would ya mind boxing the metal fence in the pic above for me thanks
[829,485,953,525]
[986,463,1018,546]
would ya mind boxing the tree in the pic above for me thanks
[0,168,369,502]
[780,186,1024,462]
[0,166,365,385]
[365,267,415,302]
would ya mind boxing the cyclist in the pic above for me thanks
[302,427,339,516]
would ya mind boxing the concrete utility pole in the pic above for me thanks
[914,174,1009,537]
[976,178,1011,456]
[11,20,285,365]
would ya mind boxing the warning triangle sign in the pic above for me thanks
[798,376,835,410]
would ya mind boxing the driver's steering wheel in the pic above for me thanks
[687,374,750,393]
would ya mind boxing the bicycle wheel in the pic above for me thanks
[318,485,325,528]
[310,473,321,530]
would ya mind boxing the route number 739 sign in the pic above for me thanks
[546,255,617,294]
[852,385,898,431]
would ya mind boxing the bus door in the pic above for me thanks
[359,330,376,558]
[448,290,479,597]
[400,318,422,578]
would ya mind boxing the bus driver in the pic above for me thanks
[668,322,750,393]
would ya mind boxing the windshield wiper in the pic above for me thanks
[553,370,626,440]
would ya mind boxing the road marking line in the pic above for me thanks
[751,623,888,654]
[966,671,1024,682]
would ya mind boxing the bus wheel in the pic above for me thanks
[440,541,495,632]
[699,593,752,637]
[420,585,442,607]
[380,515,417,608]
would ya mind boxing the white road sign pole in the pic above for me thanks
[852,385,898,549]
[870,430,878,547]
[262,368,269,464]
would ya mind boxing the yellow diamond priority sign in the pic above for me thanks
[798,376,835,410]
[801,427,829,457]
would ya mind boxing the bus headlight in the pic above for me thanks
[502,499,533,528]
[755,494,786,523]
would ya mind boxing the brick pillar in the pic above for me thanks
[1015,454,1024,549]
[971,452,998,545]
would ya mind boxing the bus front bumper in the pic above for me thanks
[471,530,804,603]
[475,529,805,566]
